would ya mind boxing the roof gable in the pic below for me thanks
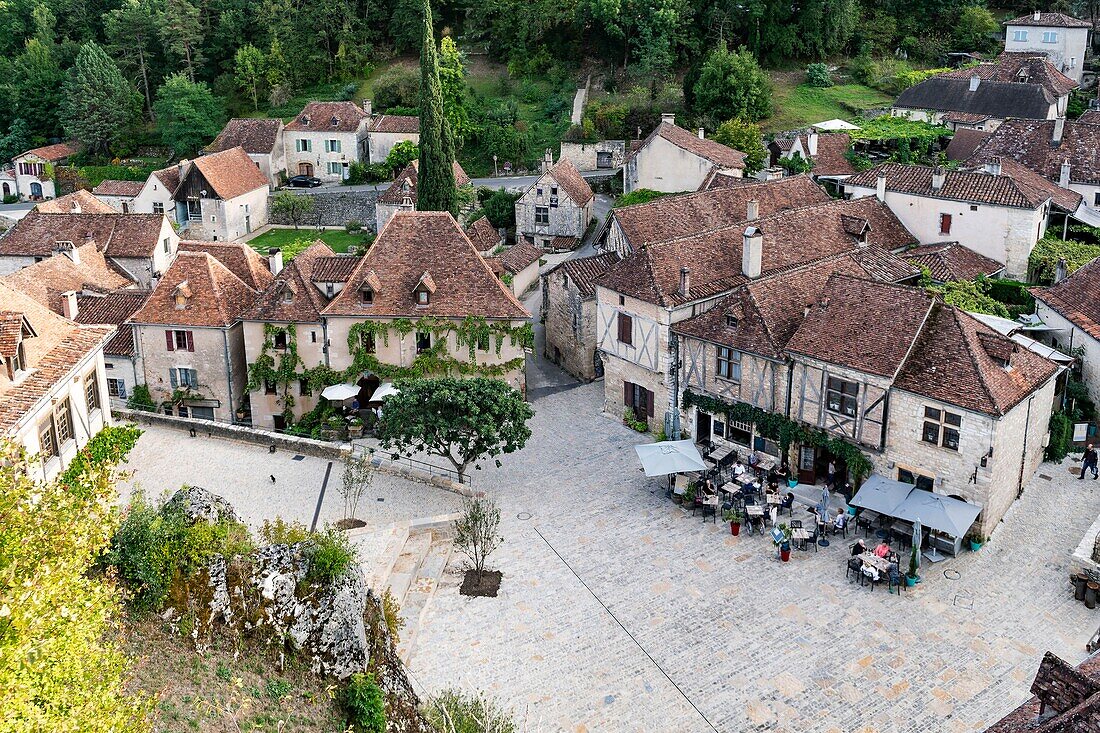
[634,122,747,169]
[131,251,258,327]
[543,159,594,205]
[39,190,117,213]
[902,243,1005,281]
[240,242,336,322]
[185,147,269,200]
[378,160,470,205]
[178,240,274,291]
[286,101,369,133]
[207,118,283,154]
[0,211,168,259]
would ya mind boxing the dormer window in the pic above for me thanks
[330,116,339,127]
[173,280,192,310]
[362,288,374,304]
[725,313,738,327]
[416,290,429,305]
[414,270,436,307]
[281,287,293,304]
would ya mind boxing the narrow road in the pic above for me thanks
[289,168,622,196]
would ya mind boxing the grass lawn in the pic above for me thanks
[247,228,372,258]
[762,71,895,133]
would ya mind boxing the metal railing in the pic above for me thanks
[351,444,470,486]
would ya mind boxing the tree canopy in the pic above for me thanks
[416,0,458,215]
[692,43,772,124]
[713,118,767,175]
[61,42,140,155]
[152,72,225,155]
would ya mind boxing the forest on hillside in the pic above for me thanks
[0,0,1096,170]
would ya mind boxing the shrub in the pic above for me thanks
[125,383,157,411]
[614,189,667,208]
[381,588,405,642]
[806,63,832,87]
[305,527,356,583]
[339,83,359,101]
[259,517,312,546]
[345,220,363,234]
[372,66,419,111]
[422,689,515,733]
[1047,412,1073,461]
[1028,236,1100,284]
[343,673,386,733]
[481,188,521,229]
[3,194,19,204]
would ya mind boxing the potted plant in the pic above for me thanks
[774,523,792,562]
[724,508,744,536]
[966,532,984,551]
[347,416,364,438]
[682,484,697,507]
[906,545,920,587]
[321,414,344,441]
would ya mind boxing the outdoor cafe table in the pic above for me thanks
[709,444,735,462]
[859,552,893,575]
[766,493,781,505]
[745,505,764,517]
[792,527,811,549]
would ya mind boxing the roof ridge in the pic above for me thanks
[949,307,1003,413]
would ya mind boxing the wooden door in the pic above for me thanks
[696,411,711,444]
[298,162,314,176]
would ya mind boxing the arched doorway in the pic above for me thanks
[29,182,42,199]
[357,375,379,409]
[298,162,314,176]
[1,182,9,197]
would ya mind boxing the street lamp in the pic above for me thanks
[493,154,498,177]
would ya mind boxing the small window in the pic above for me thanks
[716,346,741,382]
[1093,192,1100,207]
[415,331,431,353]
[172,330,193,351]
[825,377,859,418]
[939,213,952,235]
[618,295,625,306]
[361,288,374,304]
[416,290,429,306]
[1042,31,1058,43]
[969,205,978,212]
[922,406,962,451]
[55,399,72,444]
[535,206,550,225]
[153,202,164,215]
[328,162,343,175]
[273,331,288,349]
[617,313,632,345]
[360,331,376,354]
[39,420,57,459]
[299,379,312,396]
[281,289,293,303]
[107,378,124,398]
[264,379,277,395]
[311,331,318,343]
[536,187,543,197]
[725,313,738,327]
[1012,30,1028,42]
[85,371,100,411]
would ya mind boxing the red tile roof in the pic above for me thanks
[1004,11,1092,27]
[186,147,269,200]
[1032,256,1100,341]
[178,240,274,291]
[844,162,1055,209]
[491,241,542,275]
[92,180,145,197]
[939,52,1078,98]
[631,122,747,169]
[1078,110,1100,124]
[322,212,529,320]
[986,651,1100,733]
[0,211,168,259]
[286,102,369,133]
[74,290,150,356]
[545,252,620,298]
[543,159,594,206]
[206,118,283,155]
[378,160,470,205]
[369,115,419,133]
[771,133,856,177]
[967,118,1100,186]
[150,165,182,194]
[902,243,1006,281]
[18,142,78,162]
[0,244,133,311]
[944,129,992,162]
[38,190,118,214]
[241,242,336,323]
[310,255,360,283]
[131,251,259,327]
[465,217,502,252]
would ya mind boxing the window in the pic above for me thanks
[169,368,199,389]
[162,236,171,254]
[536,187,543,197]
[153,202,165,215]
[360,331,376,354]
[898,467,934,491]
[618,295,625,306]
[939,213,952,235]
[299,379,312,396]
[623,381,654,420]
[550,186,558,207]
[416,331,431,353]
[325,139,341,153]
[617,313,632,345]
[416,290,429,306]
[11,341,26,376]
[825,377,859,418]
[39,420,57,459]
[969,205,978,212]
[477,331,490,351]
[1042,31,1058,43]
[55,399,72,445]
[716,346,741,382]
[327,162,343,175]
[273,331,288,349]
[296,139,312,153]
[264,379,277,395]
[535,206,550,225]
[311,331,318,343]
[166,330,194,352]
[85,371,100,411]
[1012,30,1028,41]
[361,288,374,304]
[1094,192,1100,208]
[107,378,125,398]
[922,406,962,451]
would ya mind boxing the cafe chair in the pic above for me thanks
[846,557,863,581]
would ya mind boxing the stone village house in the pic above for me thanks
[623,115,746,194]
[172,147,271,242]
[375,160,471,234]
[542,252,619,381]
[1004,11,1092,84]
[366,109,420,165]
[285,102,371,183]
[205,118,287,188]
[1,143,78,201]
[1032,256,1100,405]
[515,155,594,251]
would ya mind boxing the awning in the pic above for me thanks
[634,440,707,477]
[849,474,915,515]
[320,383,359,401]
[370,382,399,402]
[892,490,982,538]
[813,118,860,131]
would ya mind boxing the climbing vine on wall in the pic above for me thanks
[246,323,305,424]
[682,388,874,481]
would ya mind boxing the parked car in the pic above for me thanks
[288,175,322,188]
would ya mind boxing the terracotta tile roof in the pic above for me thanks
[1000,157,1082,210]
[310,255,360,283]
[369,115,419,133]
[543,159,594,205]
[601,196,916,307]
[1004,11,1092,28]
[847,246,921,282]
[939,52,1078,98]
[18,142,78,161]
[785,274,934,377]
[131,251,259,327]
[151,165,182,194]
[378,160,470,205]
[206,118,283,155]
[697,170,758,191]
[0,312,27,358]
[0,281,112,434]
[186,147,269,200]
[493,241,542,274]
[483,257,504,275]
[322,211,529,320]
[894,76,1056,120]
[74,290,150,356]
[967,118,1100,186]
[91,180,145,197]
[945,129,992,162]
[672,253,908,357]
[844,162,1053,208]
[548,235,580,250]
[0,211,167,259]
[241,242,336,323]
[986,651,1100,733]
[286,102,369,133]
[1032,256,1100,341]
[1,244,133,312]
[902,243,1005,281]
[1078,110,1100,124]
[613,175,830,250]
[38,190,117,213]
[895,305,1058,415]
[631,122,747,169]
[178,240,274,291]
[772,133,855,177]
[465,218,502,252]
[545,252,620,299]
[942,111,992,125]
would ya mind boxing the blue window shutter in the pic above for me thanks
[188,370,198,388]
[119,383,128,399]
[169,369,178,388]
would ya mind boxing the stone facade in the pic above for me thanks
[558,141,627,172]
[624,134,741,194]
[267,190,379,230]
[543,271,598,381]
[182,185,270,242]
[242,320,328,429]
[285,130,367,183]
[368,130,420,166]
[515,174,593,248]
[1034,302,1100,404]
[1005,21,1091,83]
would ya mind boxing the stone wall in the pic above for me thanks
[542,270,600,381]
[559,141,626,171]
[268,190,380,230]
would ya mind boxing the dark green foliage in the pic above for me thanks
[614,189,668,208]
[12,39,65,140]
[343,673,386,733]
[479,188,520,229]
[1028,236,1100,285]
[416,0,457,214]
[1046,412,1073,462]
[693,43,772,123]
[385,140,419,174]
[372,66,420,111]
[806,63,832,88]
[58,425,143,494]
[61,43,140,155]
[0,118,32,162]
[778,152,813,174]
[304,528,356,583]
[125,384,157,411]
[345,161,389,184]
[713,118,767,175]
[152,73,225,155]
[985,279,1035,318]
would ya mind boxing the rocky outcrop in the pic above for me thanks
[164,485,240,525]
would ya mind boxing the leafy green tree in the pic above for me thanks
[693,42,772,123]
[480,188,520,229]
[385,140,419,174]
[0,430,149,732]
[630,0,687,82]
[614,188,667,207]
[12,39,65,140]
[372,65,420,111]
[104,0,163,120]
[416,0,458,214]
[375,377,534,481]
[713,118,766,175]
[156,0,203,81]
[953,5,998,53]
[453,496,503,583]
[61,43,140,156]
[438,36,471,150]
[389,0,423,53]
[234,43,266,111]
[152,73,225,155]
[265,36,291,104]
[0,118,33,162]
[925,276,1010,318]
[271,190,316,228]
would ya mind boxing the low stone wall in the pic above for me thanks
[113,408,478,497]
[269,189,380,230]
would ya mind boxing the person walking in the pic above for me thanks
[1082,444,1099,480]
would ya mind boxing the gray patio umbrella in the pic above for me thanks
[634,440,708,477]
[911,518,922,575]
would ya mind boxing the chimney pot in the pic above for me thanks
[697,127,705,139]
[746,199,759,221]
[679,267,691,297]
[1055,257,1068,283]
[61,290,78,320]
[660,113,675,126]
[1052,117,1065,146]
[932,166,946,191]
[267,247,283,276]
[986,157,1002,176]
[742,226,763,279]
[1060,159,1071,187]
[875,171,887,202]
[1033,9,1041,20]
[969,75,980,92]
[362,99,372,116]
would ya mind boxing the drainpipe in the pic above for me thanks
[322,317,331,368]
[783,358,795,467]
[1063,211,1070,240]
[666,329,681,438]
[223,328,235,421]
[1017,394,1034,498]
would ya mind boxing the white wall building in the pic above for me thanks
[1004,11,1091,83]
[173,147,270,242]
[623,116,745,194]
[284,102,370,183]
[4,143,78,201]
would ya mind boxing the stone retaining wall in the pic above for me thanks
[269,189,380,230]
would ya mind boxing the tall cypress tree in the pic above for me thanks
[416,0,457,215]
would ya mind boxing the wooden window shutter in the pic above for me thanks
[185,331,194,352]
[624,381,633,406]
[646,388,655,417]
[165,330,175,351]
[169,369,178,388]
[939,213,952,234]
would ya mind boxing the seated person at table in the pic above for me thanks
[780,492,795,511]
[747,450,761,468]
[732,461,746,478]
[833,508,848,531]
[702,477,715,495]
[851,539,867,556]
[887,561,901,586]
[874,540,891,558]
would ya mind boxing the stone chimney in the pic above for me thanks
[56,240,80,265]
[267,247,283,276]
[60,291,78,320]
[1060,159,1071,187]
[807,131,818,157]
[1033,9,1041,20]
[875,170,887,202]
[697,127,705,139]
[969,75,980,92]
[1052,117,1065,146]
[932,166,946,191]
[362,99,372,116]
[742,226,763,279]
[746,199,759,222]
[679,267,691,297]
[542,148,553,173]
[660,113,676,126]
[1055,257,1068,283]
[70,198,81,214]
[986,157,1002,176]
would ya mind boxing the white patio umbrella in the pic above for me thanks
[320,383,359,401]
[634,440,708,477]
[813,118,860,131]
[370,382,399,402]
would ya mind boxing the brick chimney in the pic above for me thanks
[742,226,762,279]
[746,199,759,221]
[61,290,78,320]
[697,127,705,139]
[1060,159,1071,187]
[679,267,691,297]
[267,247,283,276]
[932,166,946,191]
[362,99,372,116]
[986,157,1002,176]
[542,148,553,173]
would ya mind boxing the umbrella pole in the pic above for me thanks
[923,529,945,562]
